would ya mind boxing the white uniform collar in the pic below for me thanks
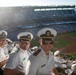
[39,46,48,57]
[19,48,27,54]
[39,46,53,57]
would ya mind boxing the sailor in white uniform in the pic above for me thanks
[0,30,8,75]
[71,64,76,74]
[4,32,33,75]
[54,50,67,68]
[3,38,13,55]
[6,38,14,53]
[26,28,59,75]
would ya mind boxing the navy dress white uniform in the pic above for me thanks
[5,32,33,75]
[5,48,31,73]
[26,47,55,75]
[0,30,8,59]
[26,28,58,75]
[0,30,9,75]
[0,30,8,66]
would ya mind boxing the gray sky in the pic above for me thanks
[0,0,76,7]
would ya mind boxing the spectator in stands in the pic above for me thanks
[54,50,67,68]
[0,30,9,75]
[71,64,76,75]
[26,28,59,75]
[4,32,33,75]
[6,38,14,53]
[10,43,19,54]
[3,38,14,55]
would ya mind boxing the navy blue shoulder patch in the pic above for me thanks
[33,49,41,56]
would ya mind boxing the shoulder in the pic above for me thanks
[27,49,41,62]
[9,51,20,59]
[33,49,41,56]
[6,52,20,66]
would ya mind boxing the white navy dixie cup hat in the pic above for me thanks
[0,30,7,38]
[54,50,60,56]
[17,32,33,41]
[71,64,76,73]
[37,28,57,39]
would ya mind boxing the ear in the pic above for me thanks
[39,39,42,45]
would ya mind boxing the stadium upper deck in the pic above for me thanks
[0,5,76,40]
[0,5,76,29]
[0,5,75,10]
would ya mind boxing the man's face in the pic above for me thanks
[0,38,7,47]
[19,40,30,50]
[42,42,53,51]
[40,39,54,51]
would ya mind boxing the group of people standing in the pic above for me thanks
[0,27,60,75]
[54,50,76,75]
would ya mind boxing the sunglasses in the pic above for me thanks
[20,39,30,44]
[42,40,54,45]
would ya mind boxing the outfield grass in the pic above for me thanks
[31,32,76,49]
[58,32,76,37]
[54,37,72,49]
